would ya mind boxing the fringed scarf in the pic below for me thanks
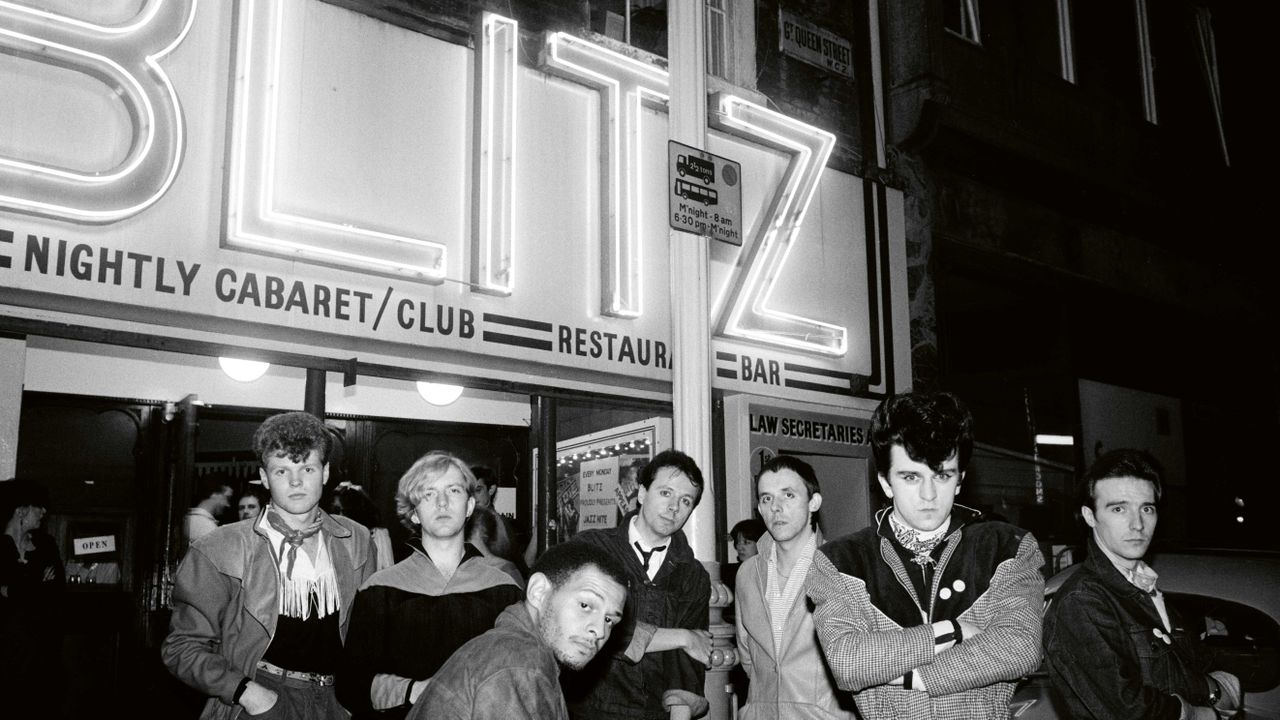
[263,509,340,620]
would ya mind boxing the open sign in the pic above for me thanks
[73,535,117,556]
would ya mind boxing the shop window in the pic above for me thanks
[945,0,982,44]
[554,398,672,542]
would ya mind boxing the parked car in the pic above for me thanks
[1010,549,1280,719]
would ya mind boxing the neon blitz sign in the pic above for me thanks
[1,2,883,392]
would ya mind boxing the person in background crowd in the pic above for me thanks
[470,464,529,578]
[329,481,394,572]
[1042,449,1241,719]
[185,472,234,544]
[338,452,524,720]
[721,516,766,624]
[806,391,1044,719]
[236,484,267,521]
[162,411,376,720]
[563,449,711,720]
[408,540,629,720]
[0,478,65,718]
[722,515,768,707]
[736,456,856,719]
[730,517,766,563]
[467,503,527,581]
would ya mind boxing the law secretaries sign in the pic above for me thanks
[779,9,854,79]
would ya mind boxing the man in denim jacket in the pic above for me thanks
[1043,449,1241,720]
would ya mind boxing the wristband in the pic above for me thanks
[233,677,250,705]
[936,619,962,646]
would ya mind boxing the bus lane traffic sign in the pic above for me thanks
[668,140,743,246]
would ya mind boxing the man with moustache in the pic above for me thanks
[564,449,712,720]
[407,541,628,720]
[163,411,376,720]
[735,455,857,719]
[806,391,1044,719]
[1042,449,1241,719]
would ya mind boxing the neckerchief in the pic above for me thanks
[266,509,323,580]
[888,512,950,567]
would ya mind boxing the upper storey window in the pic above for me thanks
[945,0,982,44]
[590,0,756,87]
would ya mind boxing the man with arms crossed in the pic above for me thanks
[564,449,712,720]
[163,411,376,720]
[736,455,857,719]
[408,540,628,719]
[806,391,1044,719]
[1043,449,1241,719]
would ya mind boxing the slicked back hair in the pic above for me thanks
[1078,448,1164,512]
[871,392,974,476]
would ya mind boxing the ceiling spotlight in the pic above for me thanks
[219,357,270,382]
[416,381,464,406]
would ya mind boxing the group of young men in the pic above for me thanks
[161,392,1242,720]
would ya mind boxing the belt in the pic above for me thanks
[255,660,336,686]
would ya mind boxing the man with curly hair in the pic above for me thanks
[163,411,376,720]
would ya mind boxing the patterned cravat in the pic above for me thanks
[266,510,323,579]
[890,515,946,567]
[634,541,666,573]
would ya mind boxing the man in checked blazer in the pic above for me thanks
[805,391,1045,719]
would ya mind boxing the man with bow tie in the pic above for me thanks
[163,411,376,720]
[1043,449,1241,719]
[806,391,1045,719]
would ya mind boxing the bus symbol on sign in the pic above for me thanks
[675,179,718,206]
[667,140,742,246]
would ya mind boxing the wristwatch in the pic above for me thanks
[1206,674,1222,706]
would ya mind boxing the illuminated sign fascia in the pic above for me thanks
[0,0,194,223]
[539,30,671,319]
[471,13,518,296]
[709,93,846,356]
[225,0,447,281]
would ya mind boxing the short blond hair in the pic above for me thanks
[395,451,478,530]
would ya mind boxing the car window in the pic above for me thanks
[1170,592,1280,695]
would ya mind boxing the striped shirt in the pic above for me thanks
[765,532,816,655]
